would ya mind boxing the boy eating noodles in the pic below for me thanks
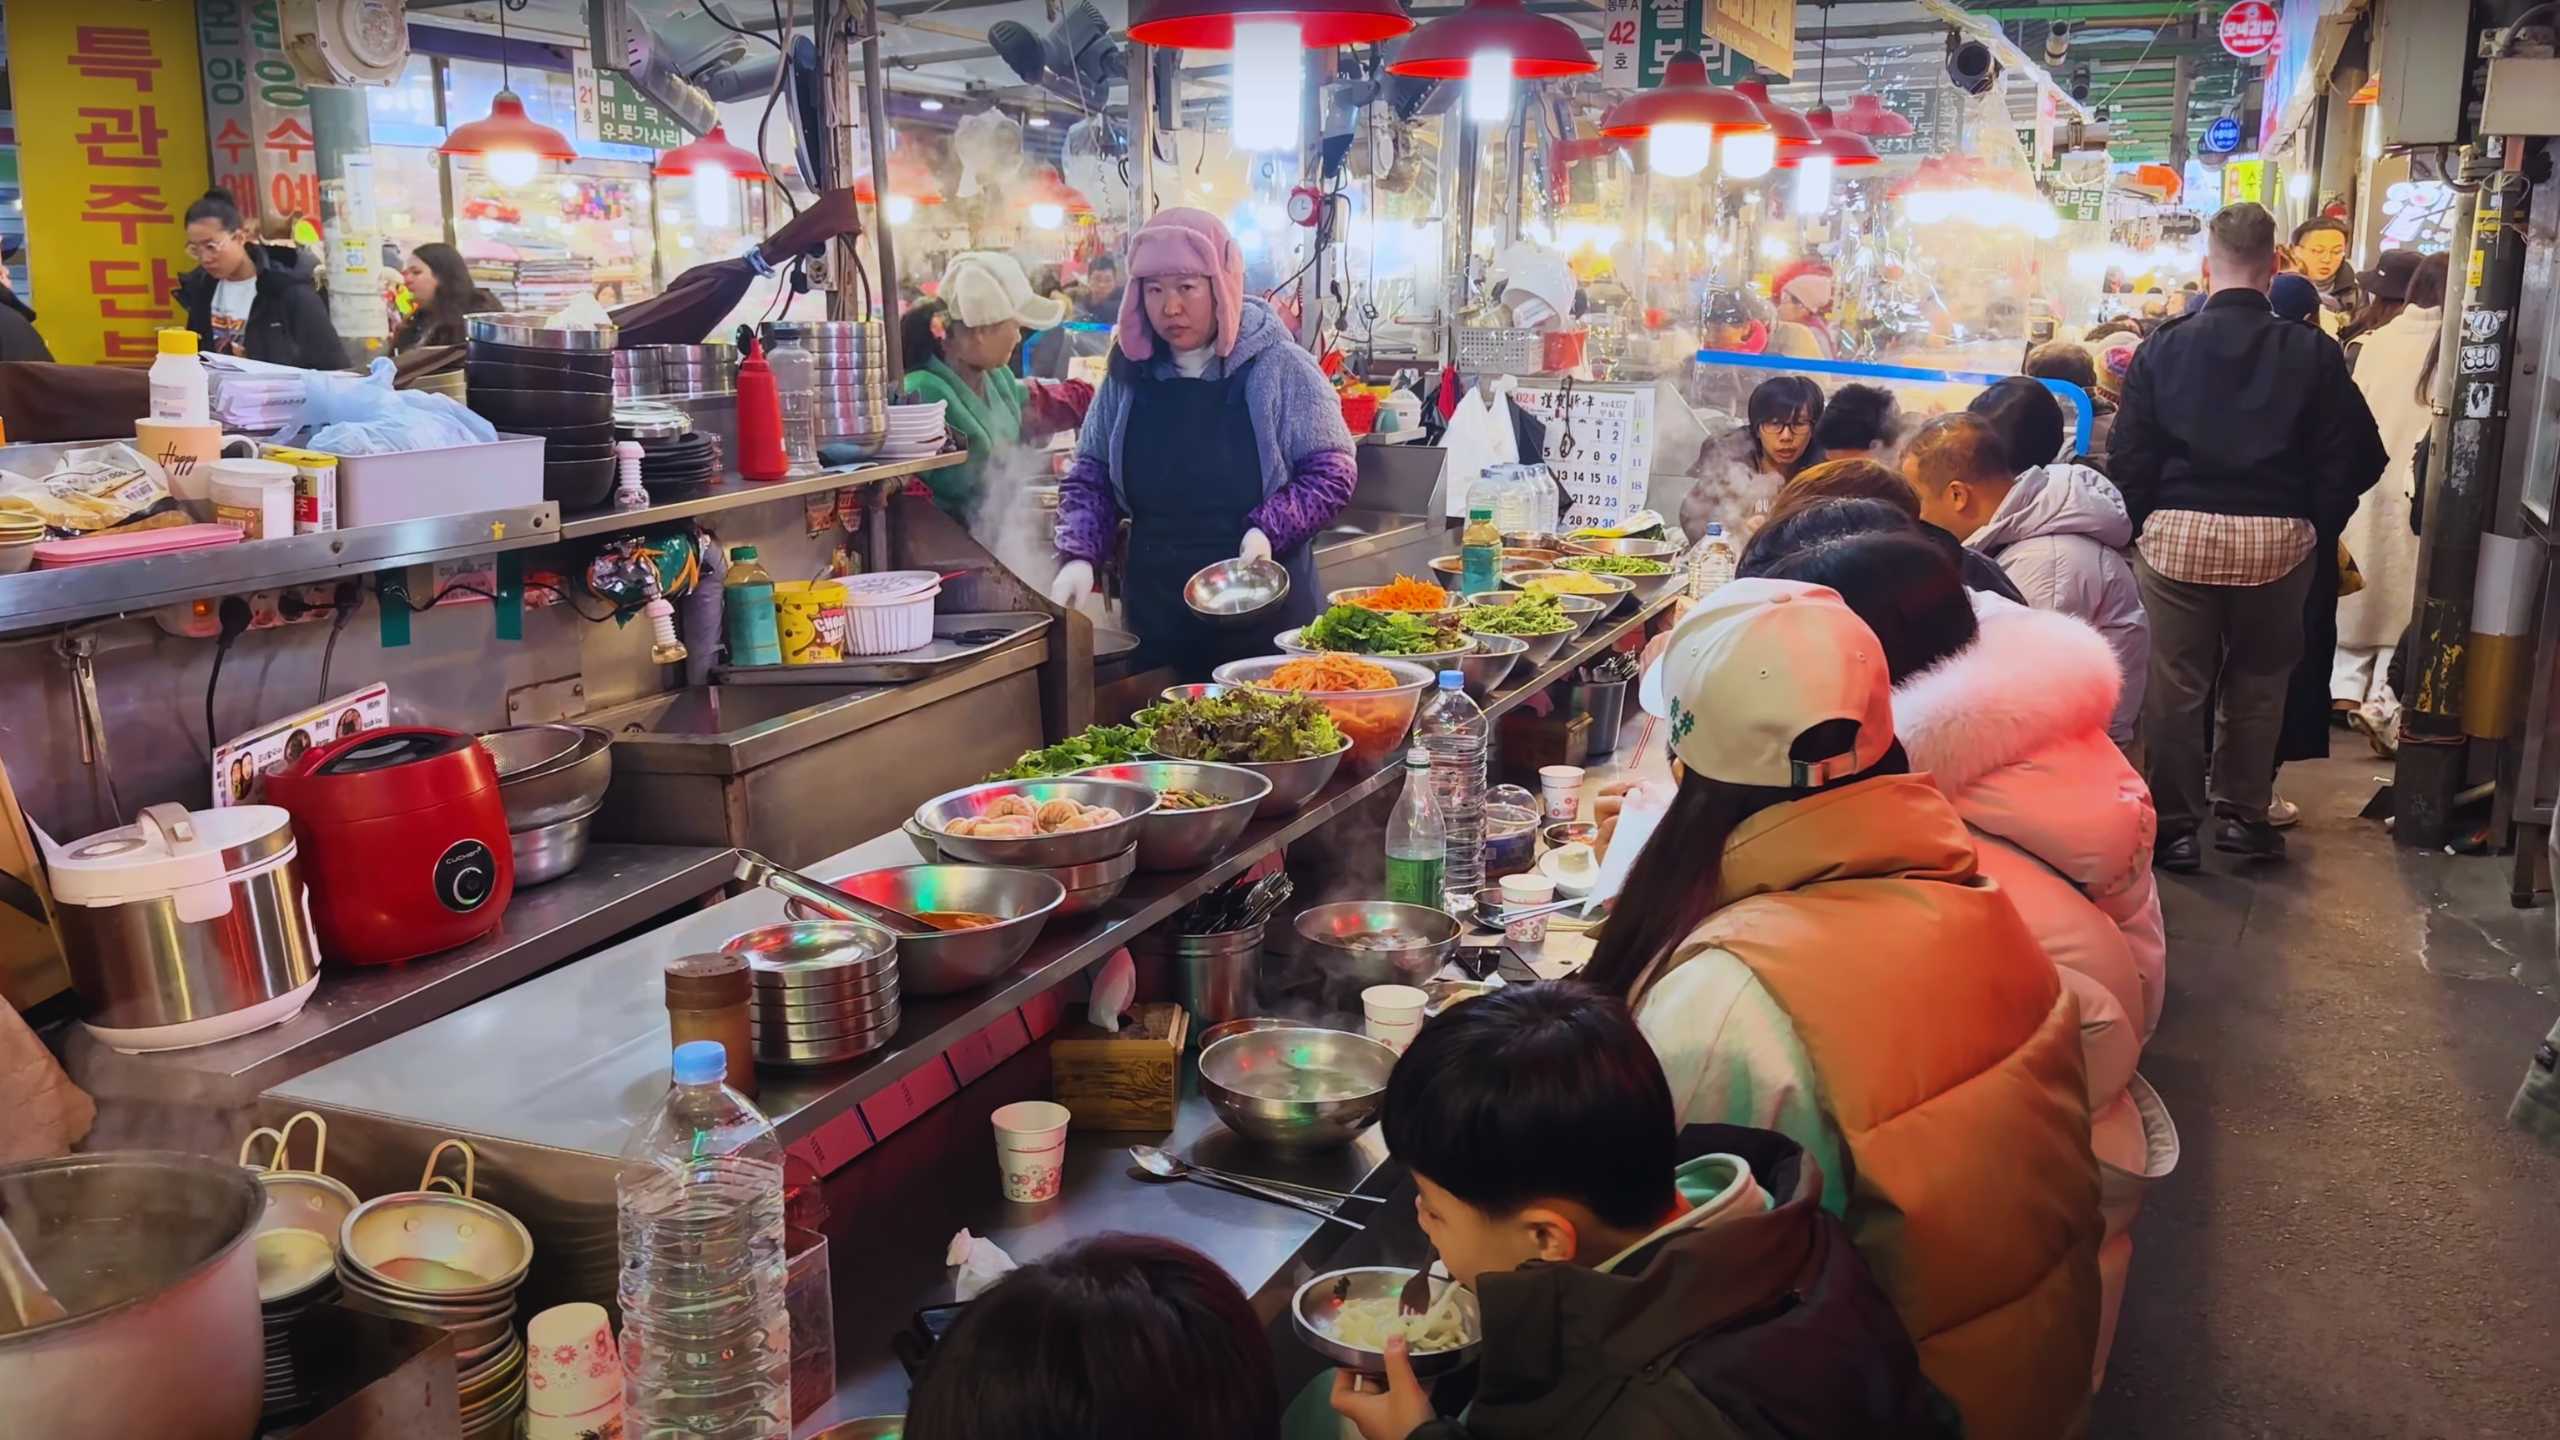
[1331,984,1955,1440]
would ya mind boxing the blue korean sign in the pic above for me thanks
[2203,115,2243,154]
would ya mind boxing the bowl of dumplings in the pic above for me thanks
[913,778,1161,868]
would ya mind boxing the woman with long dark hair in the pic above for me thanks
[391,242,493,354]
[1595,576,2101,1440]
[1679,373,1826,538]
[904,1234,1279,1440]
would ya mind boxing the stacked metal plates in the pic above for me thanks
[465,313,618,513]
[336,1181,536,1440]
[765,320,888,455]
[724,919,903,1067]
[250,1162,360,1419]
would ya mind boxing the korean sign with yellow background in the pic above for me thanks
[9,1,212,366]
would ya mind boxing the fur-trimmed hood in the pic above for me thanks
[1895,604,2122,792]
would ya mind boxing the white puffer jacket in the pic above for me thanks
[1896,599,2167,1043]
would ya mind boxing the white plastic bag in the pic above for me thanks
[298,358,499,454]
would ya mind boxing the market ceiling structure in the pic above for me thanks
[415,0,2259,165]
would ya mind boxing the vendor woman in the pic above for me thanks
[900,251,1088,526]
[1049,208,1355,672]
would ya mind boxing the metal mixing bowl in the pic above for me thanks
[1157,683,1234,706]
[1198,1025,1398,1149]
[1069,761,1273,873]
[1455,632,1527,698]
[1184,556,1292,628]
[1325,584,1460,618]
[1459,593,1576,665]
[914,778,1159,867]
[791,865,1065,995]
[1196,1015,1301,1051]
[1505,567,1638,618]
[1560,535,1679,560]
[476,724,612,829]
[1042,846,1139,915]
[1293,901,1462,989]
[1292,1267,1483,1377]
[1426,551,1556,586]
[508,807,595,887]
[1150,734,1349,818]
[1210,655,1435,774]
[1556,554,1682,605]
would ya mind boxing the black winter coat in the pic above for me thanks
[173,243,348,371]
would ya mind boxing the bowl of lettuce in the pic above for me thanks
[1278,604,1476,664]
[1137,689,1351,817]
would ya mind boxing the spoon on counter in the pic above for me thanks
[1126,1147,1366,1230]
[1127,1145,1383,1204]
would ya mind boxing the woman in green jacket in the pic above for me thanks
[899,251,1082,525]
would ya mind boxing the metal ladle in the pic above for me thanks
[0,1212,65,1330]
[732,851,936,938]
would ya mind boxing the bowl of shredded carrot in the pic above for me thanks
[1212,653,1437,774]
[1329,575,1457,615]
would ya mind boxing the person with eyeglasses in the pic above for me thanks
[173,190,347,371]
[2289,216,2359,336]
[1679,373,1826,541]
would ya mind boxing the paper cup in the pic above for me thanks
[526,1398,625,1439]
[1364,1016,1422,1053]
[1539,765,1586,820]
[993,1101,1072,1203]
[525,1301,619,1417]
[1362,983,1427,1026]
[1500,874,1556,944]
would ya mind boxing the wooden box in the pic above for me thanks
[1051,1003,1189,1131]
[1495,708,1592,789]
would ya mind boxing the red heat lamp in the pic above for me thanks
[1733,79,1819,153]
[439,90,578,184]
[1834,93,1916,139]
[1386,0,1598,79]
[1125,0,1411,49]
[1777,105,1884,169]
[654,126,771,181]
[1597,51,1767,179]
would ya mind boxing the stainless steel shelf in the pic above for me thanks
[0,503,562,638]
[554,452,968,540]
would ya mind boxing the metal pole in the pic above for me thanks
[2400,151,2518,846]
[1444,114,1480,371]
[1130,44,1158,223]
[1499,91,1527,249]
[309,86,382,361]
[861,0,904,381]
[1627,159,1651,320]
[2169,53,2193,167]
[1297,50,1334,351]
[821,0,864,325]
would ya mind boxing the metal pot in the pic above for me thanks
[46,803,320,1050]
[0,1152,264,1439]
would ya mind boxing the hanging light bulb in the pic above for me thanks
[693,168,734,226]
[1029,201,1066,229]
[487,147,542,188]
[1231,22,1305,150]
[1466,50,1513,123]
[2286,168,2312,204]
[1793,153,1835,213]
[887,194,917,224]
[1721,130,1776,179]
[437,0,575,186]
[1649,123,1714,178]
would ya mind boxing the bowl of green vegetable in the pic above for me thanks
[1460,590,1577,665]
[1559,535,1679,562]
[988,722,1158,781]
[1455,632,1528,699]
[1556,552,1681,605]
[1277,603,1475,667]
[1070,760,1273,872]
[1506,567,1639,617]
[1139,689,1353,818]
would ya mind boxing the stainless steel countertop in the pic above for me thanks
[74,843,737,1108]
[556,452,968,540]
[267,593,1677,1161]
[1313,509,1441,567]
[797,1041,1399,1428]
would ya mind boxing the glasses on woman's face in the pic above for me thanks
[184,234,237,260]
[1759,417,1812,437]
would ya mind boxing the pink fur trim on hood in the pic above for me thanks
[1116,206,1246,361]
[1894,604,2123,794]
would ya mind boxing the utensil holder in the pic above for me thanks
[1133,923,1264,1029]
[1568,675,1630,757]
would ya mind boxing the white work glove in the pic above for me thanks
[1047,560,1095,607]
[1239,528,1273,563]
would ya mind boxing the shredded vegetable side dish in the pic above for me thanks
[1352,575,1452,611]
[1328,1286,1474,1354]
[1264,656,1398,692]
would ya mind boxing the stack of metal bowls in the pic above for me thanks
[724,920,903,1067]
[249,1165,357,1418]
[765,320,888,455]
[611,347,661,399]
[617,342,736,400]
[336,1180,535,1440]
[465,314,619,513]
[475,724,613,887]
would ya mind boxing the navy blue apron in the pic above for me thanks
[1120,366,1319,677]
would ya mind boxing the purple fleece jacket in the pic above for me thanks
[1055,297,1356,565]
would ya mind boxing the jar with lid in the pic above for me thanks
[665,953,756,1097]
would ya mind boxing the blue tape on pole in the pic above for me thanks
[1692,347,2096,459]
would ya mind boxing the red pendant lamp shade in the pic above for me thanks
[440,90,577,163]
[1775,105,1883,167]
[1732,79,1819,150]
[1127,0,1411,49]
[1597,51,1769,138]
[655,126,770,180]
[1835,92,1916,138]
[1387,0,1598,79]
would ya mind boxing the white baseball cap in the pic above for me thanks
[940,251,1067,331]
[1637,578,1896,787]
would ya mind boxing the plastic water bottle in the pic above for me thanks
[1460,505,1502,599]
[1384,747,1447,909]
[724,545,782,667]
[619,1041,792,1439]
[1686,521,1737,601]
[764,331,821,476]
[1415,671,1489,912]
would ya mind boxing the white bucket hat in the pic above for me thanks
[939,251,1066,331]
[1637,577,1896,787]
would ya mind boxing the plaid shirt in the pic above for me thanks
[2137,509,2314,586]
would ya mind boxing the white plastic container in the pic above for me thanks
[333,435,545,528]
[209,457,297,540]
[842,569,942,655]
[149,328,209,424]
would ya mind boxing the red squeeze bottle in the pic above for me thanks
[736,337,789,482]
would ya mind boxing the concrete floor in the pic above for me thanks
[2091,749,2560,1437]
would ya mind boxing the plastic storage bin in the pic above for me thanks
[842,570,942,655]
[333,435,547,528]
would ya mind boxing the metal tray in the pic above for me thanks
[715,611,1053,686]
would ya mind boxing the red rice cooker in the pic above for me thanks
[264,726,514,965]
